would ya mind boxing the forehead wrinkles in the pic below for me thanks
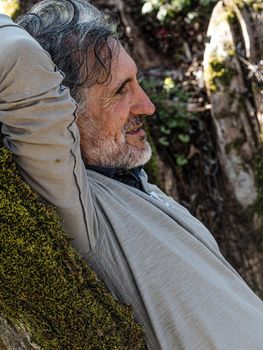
[111,46,137,83]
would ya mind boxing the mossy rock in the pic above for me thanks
[0,145,146,350]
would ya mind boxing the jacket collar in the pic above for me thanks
[0,14,21,29]
[86,165,144,191]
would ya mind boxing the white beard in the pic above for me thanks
[79,120,152,169]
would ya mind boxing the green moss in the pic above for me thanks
[233,0,245,9]
[233,0,263,10]
[0,146,146,349]
[226,8,237,22]
[251,2,263,13]
[207,56,237,92]
[230,0,263,13]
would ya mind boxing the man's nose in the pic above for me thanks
[131,86,155,116]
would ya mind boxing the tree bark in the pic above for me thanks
[203,0,262,210]
[202,0,263,294]
[0,316,37,350]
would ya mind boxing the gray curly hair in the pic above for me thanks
[17,0,120,107]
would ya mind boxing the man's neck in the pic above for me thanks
[86,165,144,191]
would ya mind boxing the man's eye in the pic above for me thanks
[116,87,123,94]
[116,85,126,95]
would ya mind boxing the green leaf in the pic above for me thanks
[159,136,169,146]
[176,155,188,166]
[160,126,171,135]
[178,134,190,143]
[167,119,178,128]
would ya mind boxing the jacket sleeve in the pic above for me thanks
[0,15,96,255]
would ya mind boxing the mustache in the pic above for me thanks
[123,116,144,132]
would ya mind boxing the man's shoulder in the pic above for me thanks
[0,14,16,27]
[0,14,25,33]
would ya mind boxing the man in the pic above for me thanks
[1,1,263,349]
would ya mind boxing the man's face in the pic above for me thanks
[77,44,155,169]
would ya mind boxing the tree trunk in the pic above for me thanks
[203,0,263,292]
[0,147,146,349]
[203,0,262,210]
[0,316,37,350]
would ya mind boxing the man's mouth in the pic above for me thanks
[126,124,145,136]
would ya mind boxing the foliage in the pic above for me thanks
[138,0,219,62]
[141,0,217,23]
[142,75,195,166]
[0,0,20,17]
[0,146,146,350]
[234,0,263,12]
[144,123,161,185]
[250,0,263,13]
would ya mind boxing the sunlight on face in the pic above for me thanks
[77,43,155,169]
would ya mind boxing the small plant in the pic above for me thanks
[207,56,237,92]
[141,0,217,23]
[142,75,196,167]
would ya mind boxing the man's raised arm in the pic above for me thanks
[0,14,94,254]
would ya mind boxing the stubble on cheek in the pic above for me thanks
[114,129,124,143]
